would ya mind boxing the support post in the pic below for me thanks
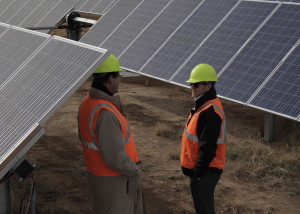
[264,113,276,142]
[0,177,11,214]
[67,28,81,41]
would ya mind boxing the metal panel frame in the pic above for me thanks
[0,25,110,179]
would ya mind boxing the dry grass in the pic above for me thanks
[154,122,171,137]
[227,118,300,195]
[154,122,182,160]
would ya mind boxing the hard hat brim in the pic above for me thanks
[185,78,197,83]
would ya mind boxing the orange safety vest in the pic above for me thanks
[180,98,226,170]
[78,94,138,176]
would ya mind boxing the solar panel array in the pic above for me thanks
[80,0,300,121]
[0,0,78,33]
[0,23,109,178]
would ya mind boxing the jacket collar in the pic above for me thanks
[191,87,217,114]
[89,87,124,114]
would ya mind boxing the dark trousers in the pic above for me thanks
[190,172,221,214]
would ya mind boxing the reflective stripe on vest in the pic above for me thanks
[184,102,226,145]
[79,102,131,151]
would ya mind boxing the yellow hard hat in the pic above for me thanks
[94,54,124,74]
[186,64,218,83]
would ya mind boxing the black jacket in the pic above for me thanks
[182,87,223,178]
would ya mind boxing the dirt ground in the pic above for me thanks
[19,75,299,213]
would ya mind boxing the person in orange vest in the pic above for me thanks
[78,54,145,214]
[180,64,226,214]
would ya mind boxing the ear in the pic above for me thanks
[107,75,113,85]
[205,83,212,92]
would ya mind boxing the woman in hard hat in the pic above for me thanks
[180,64,226,214]
[78,54,145,214]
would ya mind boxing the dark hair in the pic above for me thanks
[92,72,119,89]
[209,81,216,87]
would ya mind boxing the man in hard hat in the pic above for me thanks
[78,54,145,214]
[180,64,226,214]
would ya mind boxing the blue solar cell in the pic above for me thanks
[100,0,171,57]
[139,0,238,81]
[119,0,201,71]
[80,0,141,47]
[217,4,300,103]
[171,1,277,86]
[250,45,300,119]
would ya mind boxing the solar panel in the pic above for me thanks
[216,4,300,103]
[171,0,277,86]
[74,0,88,9]
[76,0,116,14]
[0,0,25,23]
[31,0,77,33]
[0,0,78,33]
[249,42,300,120]
[99,0,172,57]
[80,0,141,47]
[0,26,50,86]
[93,0,117,14]
[4,0,42,27]
[0,26,109,179]
[118,0,201,72]
[140,0,238,81]
[0,22,9,35]
[0,0,12,13]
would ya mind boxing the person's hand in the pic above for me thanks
[182,166,193,177]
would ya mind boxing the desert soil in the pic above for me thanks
[17,75,299,213]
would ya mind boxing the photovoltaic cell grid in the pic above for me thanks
[80,0,141,47]
[0,0,78,33]
[0,26,109,178]
[217,4,300,108]
[88,0,116,14]
[75,0,116,14]
[0,0,43,26]
[140,0,238,81]
[19,0,63,28]
[35,0,78,32]
[119,0,202,72]
[99,0,172,57]
[0,27,49,86]
[250,44,300,119]
[171,1,277,86]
